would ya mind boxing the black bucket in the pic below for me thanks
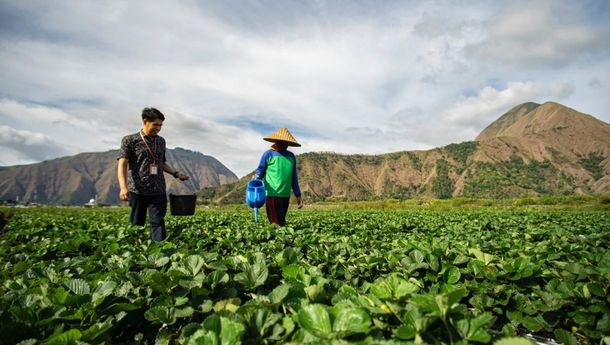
[169,194,197,216]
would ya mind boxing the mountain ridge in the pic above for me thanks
[2,101,609,204]
[207,101,610,203]
[0,147,238,205]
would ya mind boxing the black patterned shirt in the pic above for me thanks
[118,131,167,195]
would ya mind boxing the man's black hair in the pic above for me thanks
[142,107,165,121]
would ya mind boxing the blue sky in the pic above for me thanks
[1,0,609,177]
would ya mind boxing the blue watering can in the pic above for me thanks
[245,179,266,224]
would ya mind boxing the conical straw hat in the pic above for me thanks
[263,127,301,147]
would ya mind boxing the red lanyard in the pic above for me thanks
[139,130,157,164]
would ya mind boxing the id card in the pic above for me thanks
[149,164,158,175]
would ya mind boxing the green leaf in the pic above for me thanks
[305,284,326,302]
[204,314,222,334]
[282,316,295,338]
[148,253,170,268]
[331,285,358,305]
[426,253,440,272]
[180,323,203,339]
[155,328,173,345]
[249,308,282,338]
[468,260,484,276]
[102,303,141,314]
[42,329,82,345]
[269,284,291,305]
[207,270,229,290]
[494,337,534,345]
[444,266,461,284]
[404,305,433,334]
[554,329,577,345]
[370,274,418,300]
[144,306,176,325]
[213,298,241,313]
[66,279,90,295]
[51,287,69,305]
[572,311,595,327]
[180,273,206,289]
[275,248,299,267]
[92,280,117,304]
[16,340,38,345]
[396,324,416,340]
[298,304,332,339]
[200,300,213,313]
[410,294,437,314]
[521,315,545,332]
[370,281,392,299]
[283,264,306,283]
[469,248,494,265]
[145,270,175,293]
[234,263,268,291]
[82,318,114,341]
[52,306,85,321]
[598,314,610,332]
[445,287,467,306]
[391,280,420,298]
[175,306,195,319]
[184,329,218,345]
[455,313,493,343]
[218,316,245,345]
[506,310,522,324]
[184,255,206,276]
[426,287,466,320]
[410,250,425,264]
[175,296,189,306]
[587,283,606,297]
[331,306,372,338]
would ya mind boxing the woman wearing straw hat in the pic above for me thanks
[254,127,303,226]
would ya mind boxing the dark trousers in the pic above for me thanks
[129,193,167,241]
[265,196,290,226]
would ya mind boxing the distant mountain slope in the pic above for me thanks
[0,148,237,205]
[207,101,610,203]
[476,101,610,156]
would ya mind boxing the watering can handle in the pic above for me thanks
[252,177,261,198]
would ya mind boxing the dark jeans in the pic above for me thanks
[265,196,290,226]
[129,193,167,241]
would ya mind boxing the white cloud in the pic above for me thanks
[0,0,608,176]
[0,99,128,158]
[443,81,575,127]
[465,0,609,68]
[0,99,93,127]
[159,109,270,177]
[0,125,66,162]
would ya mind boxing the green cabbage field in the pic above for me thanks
[1,207,609,344]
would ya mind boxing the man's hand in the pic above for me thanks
[296,196,303,209]
[177,172,189,181]
[117,158,129,201]
[119,188,129,201]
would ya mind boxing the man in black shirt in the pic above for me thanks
[117,107,189,240]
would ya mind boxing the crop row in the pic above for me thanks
[0,208,609,344]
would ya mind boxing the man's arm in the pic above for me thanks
[118,158,129,201]
[163,162,189,181]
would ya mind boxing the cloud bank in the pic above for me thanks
[0,0,609,176]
